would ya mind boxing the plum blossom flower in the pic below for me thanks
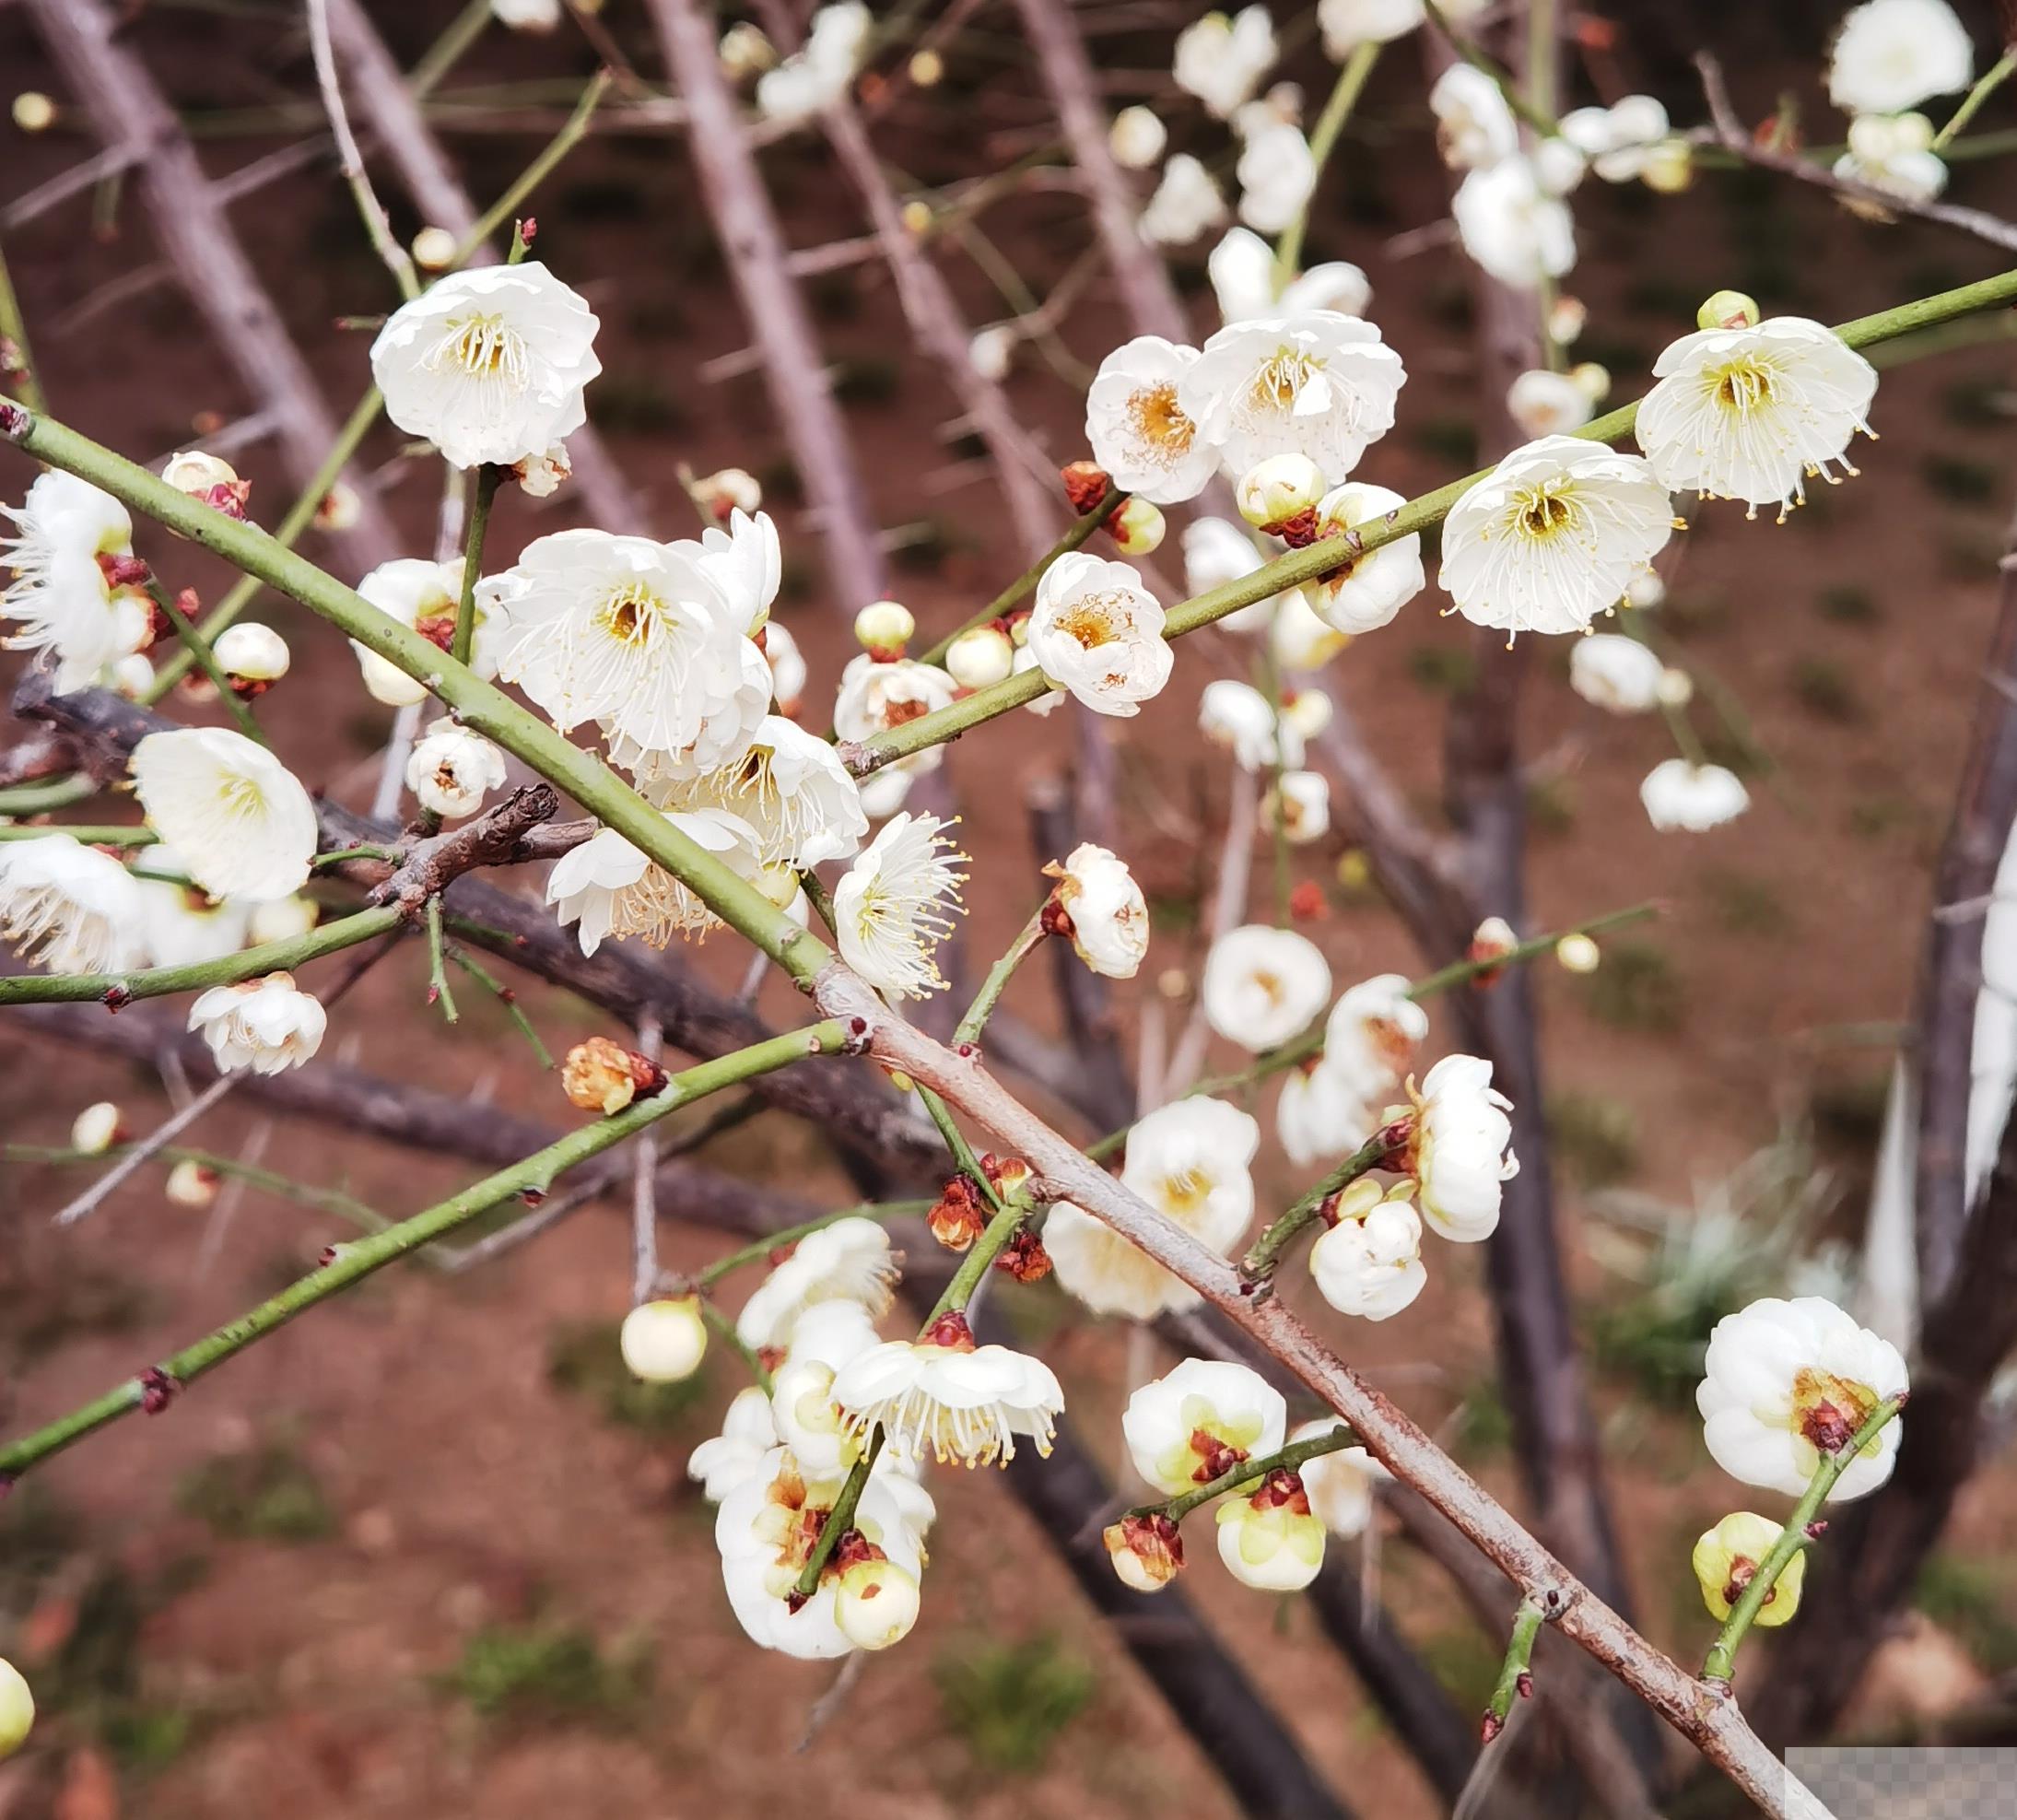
[1439,435,1673,639]
[1026,551,1173,716]
[1237,123,1317,235]
[1401,1054,1518,1242]
[1636,318,1878,517]
[1507,369,1593,440]
[0,833,144,975]
[1569,635,1664,714]
[1319,0,1425,56]
[1202,924,1332,1052]
[1835,110,1949,205]
[1272,588,1350,670]
[1692,1512,1806,1626]
[369,263,601,469]
[1,471,152,691]
[1309,1180,1427,1319]
[1293,1419,1390,1537]
[1264,769,1330,845]
[1045,842,1150,980]
[1640,759,1750,831]
[689,1386,780,1503]
[1085,337,1216,504]
[545,808,765,955]
[1429,65,1517,171]
[1325,973,1430,1101]
[833,653,958,774]
[213,623,288,684]
[620,1297,709,1382]
[1141,154,1227,245]
[1173,7,1277,119]
[1696,1296,1908,1501]
[1216,1473,1327,1590]
[1208,228,1371,327]
[833,812,967,999]
[832,1311,1063,1468]
[1200,678,1301,771]
[1124,1357,1285,1496]
[1306,481,1425,635]
[735,1216,899,1350]
[405,725,507,819]
[1181,517,1277,635]
[1559,95,1672,182]
[755,2,870,123]
[1047,1098,1260,1320]
[1828,0,1974,116]
[187,971,326,1074]
[1453,158,1576,287]
[1276,1061,1375,1169]
[667,714,867,867]
[1179,313,1406,485]
[351,558,465,707]
[131,728,318,904]
[766,1296,885,1477]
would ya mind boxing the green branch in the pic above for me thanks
[451,464,502,666]
[915,485,1122,665]
[1275,41,1379,284]
[1482,1600,1544,1742]
[1239,1124,1401,1283]
[3,1142,385,1233]
[1132,1426,1357,1524]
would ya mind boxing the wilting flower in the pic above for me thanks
[545,808,765,955]
[351,558,465,707]
[1104,1512,1185,1591]
[1507,369,1593,440]
[1440,435,1672,639]
[1209,227,1371,328]
[1559,95,1672,182]
[1237,122,1317,236]
[620,1297,709,1383]
[1026,552,1173,716]
[1400,1054,1518,1242]
[1696,1296,1908,1500]
[405,724,507,820]
[1046,842,1150,980]
[1202,924,1332,1052]
[1309,1180,1427,1319]
[1124,1357,1285,1495]
[1453,157,1576,288]
[1200,678,1300,771]
[1640,759,1750,832]
[1293,1418,1390,1537]
[1173,7,1277,119]
[369,263,601,470]
[1179,313,1406,485]
[1429,65,1517,171]
[130,728,318,904]
[1109,104,1167,170]
[0,833,144,975]
[1217,1472,1327,1590]
[735,1216,899,1350]
[1636,318,1878,517]
[1306,481,1425,635]
[1569,634,1665,713]
[1264,769,1330,845]
[1828,0,1973,116]
[1047,1097,1260,1319]
[1319,0,1425,56]
[1,470,151,691]
[188,971,327,1074]
[1085,337,1217,505]
[1141,154,1227,246]
[833,811,967,999]
[832,1311,1063,1468]
[668,714,867,867]
[1693,1512,1806,1625]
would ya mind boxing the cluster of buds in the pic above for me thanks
[1102,1511,1184,1591]
[560,1036,670,1116]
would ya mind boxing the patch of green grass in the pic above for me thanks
[1788,656,1863,723]
[1701,868,1794,938]
[1406,643,1478,695]
[1916,1554,2017,1673]
[1922,452,2001,504]
[1813,582,1881,626]
[447,1620,652,1727]
[831,356,901,404]
[1410,416,1477,466]
[547,1319,712,1434]
[176,1441,334,1544]
[1578,940,1683,1034]
[1548,1092,1639,1189]
[936,1636,1095,1774]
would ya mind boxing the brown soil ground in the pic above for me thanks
[2,5,2015,1817]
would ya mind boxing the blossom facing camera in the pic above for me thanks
[1202,924,1332,1052]
[832,1558,921,1650]
[1216,1472,1327,1591]
[1828,0,1974,116]
[831,1312,1064,1468]
[1026,551,1173,717]
[1307,481,1425,635]
[0,832,144,976]
[1402,1054,1519,1242]
[188,972,327,1075]
[0,1659,32,1760]
[1570,634,1664,713]
[662,714,866,869]
[1440,435,1672,639]
[620,1297,709,1383]
[1323,973,1429,1101]
[1309,1180,1427,1319]
[1085,337,1216,505]
[1105,1512,1185,1591]
[71,1101,123,1156]
[405,724,508,821]
[131,727,319,904]
[213,622,289,684]
[369,262,602,469]
[1696,1296,1907,1501]
[560,1035,665,1115]
[1692,1512,1805,1626]
[1123,1356,1285,1496]
[1046,841,1150,979]
[1640,759,1750,832]
[833,811,968,1000]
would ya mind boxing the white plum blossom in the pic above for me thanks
[72,1101,121,1155]
[1306,481,1425,634]
[1403,1054,1518,1242]
[1294,1419,1390,1537]
[1200,678,1302,771]
[755,1,870,123]
[833,653,957,774]
[669,714,867,867]
[1216,1480,1327,1590]
[1640,759,1751,831]
[1237,123,1317,235]
[1325,972,1429,1100]
[695,509,783,635]
[688,1385,780,1503]
[369,263,601,469]
[1264,769,1330,845]
[1,471,151,692]
[405,724,507,819]
[1277,1062,1375,1169]
[767,1297,885,1477]
[133,848,250,969]
[1507,369,1593,439]
[213,623,289,683]
[735,1216,899,1350]
[1048,1097,1260,1319]
[1124,1357,1285,1495]
[1696,1296,1908,1501]
[1179,312,1406,485]
[1141,154,1227,246]
[1026,551,1173,716]
[1173,7,1277,119]
[1570,635,1665,713]
[833,811,967,999]
[1559,96,1672,182]
[1429,65,1518,171]
[1085,337,1216,504]
[831,1559,922,1650]
[1010,645,1066,719]
[351,558,465,707]
[1272,588,1351,671]
[1828,0,1974,116]
[491,0,561,28]
[761,619,806,714]
[1453,158,1576,287]
[1209,227,1372,328]
[187,971,326,1074]
[1202,924,1332,1052]
[1636,318,1878,517]
[1181,517,1277,635]
[1309,1180,1427,1319]
[832,1315,1063,1467]
[545,808,765,954]
[620,1297,709,1383]
[1047,842,1150,980]
[1109,105,1167,170]
[130,728,318,904]
[1319,0,1425,55]
[1835,110,1949,205]
[0,833,144,975]
[1439,435,1673,639]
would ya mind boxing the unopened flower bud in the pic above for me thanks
[908,48,944,87]
[1109,105,1167,170]
[11,92,55,134]
[833,1557,921,1650]
[166,1158,220,1209]
[1624,569,1666,610]
[993,1227,1052,1282]
[1107,497,1166,556]
[1654,665,1694,707]
[752,863,803,911]
[927,1175,987,1251]
[1547,293,1588,346]
[899,199,932,237]
[0,1659,32,1760]
[979,1152,1034,1201]
[315,481,361,532]
[1570,361,1610,404]
[1468,915,1518,982]
[718,20,777,79]
[110,653,155,699]
[248,897,319,946]
[1692,1512,1803,1625]
[854,599,915,656]
[561,1036,665,1115]
[619,1296,709,1382]
[693,465,763,521]
[162,450,250,519]
[1237,454,1325,532]
[1641,138,1692,194]
[411,226,459,272]
[1554,933,1601,974]
[1697,288,1762,332]
[1059,460,1112,513]
[1156,966,1189,1000]
[214,622,290,683]
[71,1101,122,1155]
[1104,1512,1184,1591]
[967,325,1014,382]
[1282,687,1332,741]
[944,625,1014,690]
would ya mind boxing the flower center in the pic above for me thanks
[428,312,532,389]
[596,584,666,648]
[217,774,265,820]
[1516,487,1577,539]
[1129,383,1196,459]
[1158,1164,1214,1215]
[1790,1367,1879,1454]
[1711,358,1777,415]
[1249,346,1323,412]
[1055,594,1128,651]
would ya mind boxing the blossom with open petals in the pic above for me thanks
[1309,1180,1426,1319]
[736,1216,899,1350]
[1401,1054,1518,1242]
[1828,0,1973,116]
[669,714,867,867]
[833,1313,1062,1468]
[1026,552,1172,717]
[833,653,957,775]
[1200,678,1301,771]
[1264,769,1330,845]
[351,558,464,707]
[766,1296,885,1477]
[1640,759,1750,831]
[689,1385,780,1503]
[1085,337,1216,505]
[1202,924,1331,1052]
[1324,972,1429,1102]
[0,471,151,691]
[0,833,144,975]
[1124,1357,1284,1495]
[1307,481,1425,635]
[1237,122,1316,236]
[1141,154,1226,246]
[1181,518,1277,635]
[1209,228,1370,327]
[131,728,317,904]
[188,971,326,1074]
[1173,7,1277,119]
[1217,1474,1327,1590]
[833,811,967,999]
[1277,1061,1375,1169]
[1429,65,1517,171]
[1507,369,1593,440]
[1559,95,1672,183]
[1046,842,1149,980]
[545,808,765,955]
[1452,158,1575,287]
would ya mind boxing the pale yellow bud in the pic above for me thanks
[166,1158,219,1210]
[315,482,362,532]
[1697,289,1761,332]
[1570,362,1611,404]
[1108,497,1167,556]
[162,450,240,497]
[1237,453,1325,530]
[1692,1512,1803,1625]
[410,226,459,272]
[1554,933,1601,974]
[0,1660,32,1760]
[214,622,291,683]
[854,598,916,655]
[908,48,944,87]
[833,1558,922,1648]
[753,863,803,910]
[900,199,933,236]
[1108,106,1167,170]
[944,626,1014,690]
[1546,293,1588,346]
[1654,666,1694,708]
[71,1101,121,1155]
[619,1297,709,1382]
[719,21,777,80]
[1155,966,1189,1001]
[11,93,55,134]
[1641,138,1693,194]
